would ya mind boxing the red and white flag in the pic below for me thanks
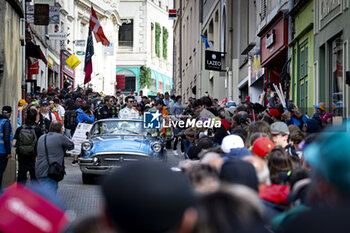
[90,5,110,46]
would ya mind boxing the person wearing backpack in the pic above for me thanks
[0,106,13,189]
[64,109,78,134]
[13,109,43,184]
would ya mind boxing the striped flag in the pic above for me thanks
[84,26,94,84]
[90,5,110,46]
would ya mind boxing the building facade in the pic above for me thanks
[289,0,314,114]
[75,0,121,95]
[200,0,224,100]
[0,0,24,108]
[314,0,350,116]
[173,0,202,101]
[0,0,24,187]
[24,0,121,95]
[116,0,173,96]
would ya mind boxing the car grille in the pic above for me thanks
[96,154,151,167]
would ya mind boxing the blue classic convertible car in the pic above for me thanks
[78,119,165,184]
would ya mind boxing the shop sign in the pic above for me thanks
[47,54,55,68]
[260,17,287,65]
[266,29,275,48]
[205,50,222,71]
[35,0,54,5]
[26,5,60,24]
[250,54,264,85]
[169,9,177,20]
[61,51,74,78]
[103,43,114,56]
[49,33,67,40]
[75,40,85,47]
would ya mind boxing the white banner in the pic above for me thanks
[67,123,93,155]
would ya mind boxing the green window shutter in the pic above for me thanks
[155,23,161,58]
[162,26,168,59]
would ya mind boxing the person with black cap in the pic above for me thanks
[0,106,13,189]
[67,162,198,233]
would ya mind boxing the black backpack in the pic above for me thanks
[64,110,78,130]
[17,125,37,156]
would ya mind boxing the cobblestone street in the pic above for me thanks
[58,150,183,218]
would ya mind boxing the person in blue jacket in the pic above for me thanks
[0,106,13,190]
[72,103,94,166]
[77,103,95,124]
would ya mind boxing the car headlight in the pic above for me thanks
[152,142,162,153]
[82,141,92,151]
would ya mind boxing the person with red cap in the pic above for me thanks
[252,137,275,159]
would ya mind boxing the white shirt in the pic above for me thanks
[42,111,57,121]
[118,107,140,119]
[55,105,65,119]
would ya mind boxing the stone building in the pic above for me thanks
[0,0,24,186]
[314,0,350,117]
[74,0,121,95]
[116,0,173,96]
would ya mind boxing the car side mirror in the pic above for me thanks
[86,132,90,138]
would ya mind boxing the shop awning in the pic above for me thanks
[26,41,47,65]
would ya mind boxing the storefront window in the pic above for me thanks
[331,36,343,116]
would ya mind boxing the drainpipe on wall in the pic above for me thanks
[198,22,202,98]
[179,0,182,96]
[22,0,26,97]
[228,71,232,101]
[287,0,292,102]
[199,0,203,98]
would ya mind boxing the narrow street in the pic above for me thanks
[58,150,183,218]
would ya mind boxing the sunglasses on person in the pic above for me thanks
[128,100,135,103]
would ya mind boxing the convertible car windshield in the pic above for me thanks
[92,120,150,136]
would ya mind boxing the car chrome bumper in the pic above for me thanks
[78,152,154,175]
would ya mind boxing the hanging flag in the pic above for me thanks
[201,35,210,49]
[65,54,81,70]
[84,26,94,84]
[90,5,110,46]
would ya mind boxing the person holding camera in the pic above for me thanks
[36,121,74,194]
[77,102,95,124]
[70,103,95,166]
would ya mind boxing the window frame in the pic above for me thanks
[118,19,134,48]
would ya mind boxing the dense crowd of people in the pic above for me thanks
[0,83,349,233]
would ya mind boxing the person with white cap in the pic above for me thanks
[220,134,245,154]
